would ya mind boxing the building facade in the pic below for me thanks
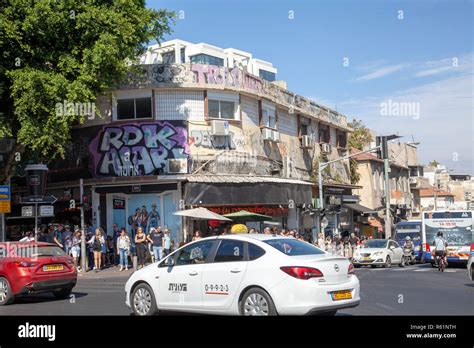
[6,40,355,243]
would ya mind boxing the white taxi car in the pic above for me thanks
[125,234,360,316]
[353,239,404,268]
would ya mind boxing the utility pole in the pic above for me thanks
[80,179,86,272]
[318,146,381,234]
[376,135,402,239]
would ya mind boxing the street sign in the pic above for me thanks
[39,205,54,217]
[22,206,34,217]
[0,185,11,213]
[20,195,57,204]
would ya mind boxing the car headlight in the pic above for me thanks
[373,251,383,256]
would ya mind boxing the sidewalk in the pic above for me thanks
[77,265,136,279]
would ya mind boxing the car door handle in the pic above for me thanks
[189,271,198,276]
[230,268,241,273]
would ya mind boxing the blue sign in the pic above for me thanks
[0,186,10,201]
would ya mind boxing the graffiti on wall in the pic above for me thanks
[189,130,247,150]
[122,64,347,128]
[89,121,189,177]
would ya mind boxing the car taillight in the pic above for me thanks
[470,243,474,252]
[15,261,39,267]
[280,266,323,279]
[348,263,354,274]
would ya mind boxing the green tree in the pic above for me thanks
[0,0,174,182]
[347,119,373,184]
[429,160,440,167]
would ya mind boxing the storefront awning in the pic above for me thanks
[184,175,312,206]
[368,218,384,232]
[343,203,377,215]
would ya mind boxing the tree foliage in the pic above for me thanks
[347,119,373,184]
[0,0,174,181]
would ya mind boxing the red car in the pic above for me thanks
[0,242,77,305]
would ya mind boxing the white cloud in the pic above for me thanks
[354,64,406,81]
[336,69,474,174]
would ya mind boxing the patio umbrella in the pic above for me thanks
[173,207,232,221]
[222,210,272,222]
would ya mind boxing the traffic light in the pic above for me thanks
[376,136,388,159]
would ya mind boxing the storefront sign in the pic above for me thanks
[207,206,289,216]
[113,198,125,209]
[0,185,11,213]
[89,121,189,177]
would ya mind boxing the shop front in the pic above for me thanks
[183,175,313,240]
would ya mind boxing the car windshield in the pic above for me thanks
[264,238,325,256]
[18,245,67,258]
[363,240,387,249]
[394,232,421,240]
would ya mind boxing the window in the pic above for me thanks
[180,48,185,63]
[214,240,244,262]
[175,240,214,266]
[259,69,276,82]
[162,51,175,64]
[319,125,329,143]
[248,243,266,260]
[262,107,276,129]
[300,124,309,136]
[117,97,152,120]
[190,54,224,67]
[208,99,236,119]
[264,238,325,256]
[337,131,347,148]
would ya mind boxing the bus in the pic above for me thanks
[394,220,422,262]
[422,211,474,266]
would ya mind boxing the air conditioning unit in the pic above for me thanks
[320,143,331,153]
[211,120,229,136]
[261,128,273,140]
[272,131,281,142]
[167,159,188,174]
[300,135,314,149]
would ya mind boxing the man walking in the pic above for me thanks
[147,226,164,262]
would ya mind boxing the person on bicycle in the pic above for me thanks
[432,231,448,267]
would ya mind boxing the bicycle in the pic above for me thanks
[435,252,448,272]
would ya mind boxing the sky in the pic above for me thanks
[148,0,474,174]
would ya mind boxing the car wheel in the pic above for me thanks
[52,287,73,299]
[470,266,474,281]
[240,288,277,316]
[0,277,14,305]
[383,256,391,268]
[131,283,158,316]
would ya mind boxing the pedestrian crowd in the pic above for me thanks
[17,222,175,273]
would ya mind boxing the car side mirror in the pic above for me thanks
[159,256,174,268]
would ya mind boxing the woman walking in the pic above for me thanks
[135,227,147,269]
[117,229,131,271]
[87,228,105,272]
[71,230,82,271]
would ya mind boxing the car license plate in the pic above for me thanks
[43,264,63,271]
[362,257,371,261]
[332,290,352,301]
